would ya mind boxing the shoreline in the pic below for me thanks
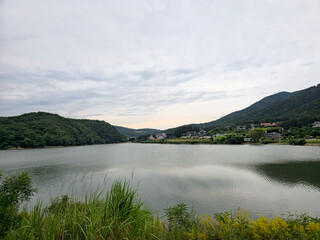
[138,140,320,147]
[3,142,128,151]
[2,140,320,151]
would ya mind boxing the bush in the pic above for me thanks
[0,171,37,236]
[289,139,307,145]
[213,134,244,144]
[165,203,204,239]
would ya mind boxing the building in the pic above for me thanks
[156,133,167,140]
[147,135,155,140]
[213,133,226,137]
[312,121,320,128]
[260,123,277,127]
[181,131,198,138]
[264,132,282,141]
[236,125,246,130]
[199,130,206,137]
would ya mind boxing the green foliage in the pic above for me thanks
[203,210,320,240]
[248,129,265,142]
[265,127,282,133]
[289,139,307,145]
[166,203,195,231]
[0,171,37,236]
[137,134,150,141]
[282,126,320,139]
[213,134,244,144]
[114,126,159,138]
[128,137,136,142]
[205,210,251,239]
[208,91,294,128]
[104,180,154,239]
[165,203,203,239]
[7,180,155,240]
[166,125,200,138]
[0,112,125,150]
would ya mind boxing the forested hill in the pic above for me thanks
[0,112,125,150]
[114,126,160,138]
[206,84,320,128]
[167,84,320,134]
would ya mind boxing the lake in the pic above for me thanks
[1,143,320,218]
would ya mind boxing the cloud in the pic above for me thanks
[1,0,320,128]
[301,62,316,67]
[0,65,233,118]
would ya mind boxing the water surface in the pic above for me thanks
[1,143,320,218]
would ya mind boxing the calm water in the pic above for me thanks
[1,143,320,218]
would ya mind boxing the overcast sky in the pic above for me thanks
[0,0,319,129]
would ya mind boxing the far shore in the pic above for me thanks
[3,140,320,151]
[138,139,320,147]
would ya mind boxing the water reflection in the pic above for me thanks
[1,144,320,218]
[253,161,320,190]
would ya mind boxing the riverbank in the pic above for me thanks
[3,138,320,151]
[137,138,320,146]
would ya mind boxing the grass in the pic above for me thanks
[3,179,320,239]
[306,139,320,145]
[141,138,212,145]
[6,179,156,240]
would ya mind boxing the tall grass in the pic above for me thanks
[6,179,157,240]
[4,179,320,239]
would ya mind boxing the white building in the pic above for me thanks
[312,121,320,128]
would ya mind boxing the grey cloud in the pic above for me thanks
[78,113,104,118]
[0,65,234,118]
[222,57,263,72]
[302,62,315,67]
[1,0,320,127]
[135,70,156,79]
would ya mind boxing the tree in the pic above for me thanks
[0,171,37,236]
[248,129,264,142]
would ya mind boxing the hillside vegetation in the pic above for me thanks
[206,84,320,129]
[114,126,160,138]
[167,84,320,134]
[0,112,125,150]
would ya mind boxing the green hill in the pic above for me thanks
[196,91,294,129]
[0,112,125,150]
[245,85,320,128]
[215,84,320,128]
[167,84,320,135]
[114,126,160,138]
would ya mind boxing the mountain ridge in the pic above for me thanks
[166,84,320,135]
[114,126,160,138]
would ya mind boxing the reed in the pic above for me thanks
[4,179,320,240]
[6,179,156,239]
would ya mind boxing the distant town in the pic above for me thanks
[134,121,320,146]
